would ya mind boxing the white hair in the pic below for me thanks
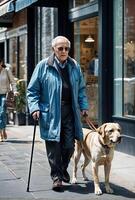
[52,36,71,48]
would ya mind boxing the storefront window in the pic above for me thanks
[9,37,17,77]
[19,34,27,80]
[113,0,123,116]
[124,0,135,116]
[74,17,98,124]
[114,0,135,117]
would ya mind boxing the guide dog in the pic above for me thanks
[72,122,121,195]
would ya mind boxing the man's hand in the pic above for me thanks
[32,111,40,121]
[81,110,89,117]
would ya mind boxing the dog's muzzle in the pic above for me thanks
[110,135,122,144]
[118,135,122,143]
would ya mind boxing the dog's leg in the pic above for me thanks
[92,162,102,195]
[81,151,90,181]
[104,162,114,193]
[72,142,82,184]
[0,130,4,142]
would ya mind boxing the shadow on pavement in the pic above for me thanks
[25,181,135,199]
[63,181,93,194]
[4,140,41,144]
[63,181,135,198]
[110,183,135,199]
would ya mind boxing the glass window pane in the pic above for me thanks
[74,17,98,124]
[72,0,96,8]
[113,0,123,116]
[9,37,17,77]
[124,0,135,116]
[19,34,27,80]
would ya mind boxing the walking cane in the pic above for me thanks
[27,120,37,192]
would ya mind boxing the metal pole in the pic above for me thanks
[26,120,37,192]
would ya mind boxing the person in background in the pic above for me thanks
[27,36,89,191]
[89,50,99,76]
[0,59,18,141]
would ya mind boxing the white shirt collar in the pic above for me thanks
[55,56,67,68]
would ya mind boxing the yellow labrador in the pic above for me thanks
[72,123,121,195]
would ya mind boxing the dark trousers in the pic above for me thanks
[45,104,75,181]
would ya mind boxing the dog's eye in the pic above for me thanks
[109,129,113,133]
[117,129,121,132]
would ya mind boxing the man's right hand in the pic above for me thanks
[32,111,40,121]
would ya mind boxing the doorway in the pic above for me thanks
[74,16,99,125]
[0,42,4,59]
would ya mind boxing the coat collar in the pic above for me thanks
[47,53,77,68]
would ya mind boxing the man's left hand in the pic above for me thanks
[81,110,89,117]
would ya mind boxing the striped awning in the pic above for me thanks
[15,0,38,12]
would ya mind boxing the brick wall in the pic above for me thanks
[12,10,27,28]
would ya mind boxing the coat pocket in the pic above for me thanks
[40,107,50,130]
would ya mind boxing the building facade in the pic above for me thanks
[0,0,135,155]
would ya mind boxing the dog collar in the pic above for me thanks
[98,136,110,155]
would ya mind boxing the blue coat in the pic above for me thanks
[27,54,89,141]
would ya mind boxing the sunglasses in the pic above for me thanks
[57,47,70,52]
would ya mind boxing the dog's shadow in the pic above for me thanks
[63,180,94,194]
[109,182,135,199]
[63,181,135,198]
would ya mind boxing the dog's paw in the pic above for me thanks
[71,178,78,184]
[95,186,102,195]
[83,177,89,181]
[105,186,114,194]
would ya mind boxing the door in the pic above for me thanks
[74,16,99,126]
[0,42,4,59]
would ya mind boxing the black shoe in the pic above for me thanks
[52,179,62,191]
[62,170,70,183]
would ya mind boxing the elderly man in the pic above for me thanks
[27,36,89,191]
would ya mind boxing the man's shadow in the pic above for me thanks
[63,181,135,198]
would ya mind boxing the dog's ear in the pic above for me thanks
[97,124,107,138]
[116,123,122,133]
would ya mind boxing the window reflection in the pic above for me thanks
[74,17,98,124]
[9,37,17,77]
[113,0,123,116]
[124,0,135,116]
[19,34,27,80]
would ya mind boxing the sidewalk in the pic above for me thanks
[0,124,134,200]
